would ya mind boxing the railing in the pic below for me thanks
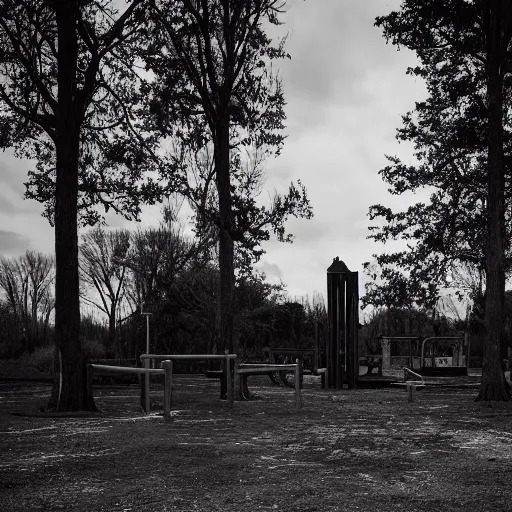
[403,367,424,383]
[420,337,466,369]
[86,363,169,417]
[140,353,237,412]
[235,360,302,410]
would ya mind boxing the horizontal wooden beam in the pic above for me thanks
[140,354,237,361]
[239,363,297,368]
[89,364,164,376]
[237,365,296,375]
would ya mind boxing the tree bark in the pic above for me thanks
[476,0,510,402]
[50,0,96,412]
[108,305,117,357]
[215,117,235,356]
[215,115,235,399]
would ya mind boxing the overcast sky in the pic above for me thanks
[0,0,430,310]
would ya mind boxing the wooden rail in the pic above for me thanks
[86,363,170,417]
[88,355,301,419]
[234,360,302,411]
[140,354,237,410]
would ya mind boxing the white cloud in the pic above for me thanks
[0,0,431,311]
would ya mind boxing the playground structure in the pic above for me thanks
[325,257,360,389]
[140,353,236,412]
[322,256,473,389]
[262,346,324,387]
[86,362,173,418]
[234,360,302,409]
[379,335,469,376]
[86,353,303,419]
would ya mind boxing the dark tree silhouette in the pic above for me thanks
[0,0,159,410]
[143,0,312,354]
[372,0,512,400]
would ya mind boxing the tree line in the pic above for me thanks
[0,220,328,366]
[0,0,312,411]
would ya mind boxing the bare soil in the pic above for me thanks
[1,375,512,512]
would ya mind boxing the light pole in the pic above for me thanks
[141,303,152,355]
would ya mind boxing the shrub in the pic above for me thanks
[20,344,54,374]
[81,337,106,359]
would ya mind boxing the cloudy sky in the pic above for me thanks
[0,0,430,309]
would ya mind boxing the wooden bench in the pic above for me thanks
[391,381,426,402]
[234,361,302,410]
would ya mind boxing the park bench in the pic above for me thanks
[234,361,302,410]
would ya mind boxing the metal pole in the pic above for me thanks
[146,314,150,355]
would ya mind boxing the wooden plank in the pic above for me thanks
[295,359,302,411]
[226,353,233,408]
[237,366,296,375]
[141,354,237,362]
[90,364,164,376]
[144,358,150,414]
[239,363,297,368]
[163,360,172,422]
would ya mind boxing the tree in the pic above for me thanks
[0,251,54,353]
[123,217,213,311]
[0,0,159,410]
[371,0,512,400]
[79,227,130,356]
[178,141,312,277]
[143,0,312,354]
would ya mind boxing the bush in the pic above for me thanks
[20,344,54,375]
[81,337,106,359]
[0,303,23,359]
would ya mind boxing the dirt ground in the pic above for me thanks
[1,375,512,512]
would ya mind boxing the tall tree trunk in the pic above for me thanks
[50,0,97,412]
[215,116,235,399]
[477,0,510,402]
[108,305,117,357]
[215,117,235,355]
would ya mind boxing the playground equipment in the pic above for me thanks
[379,335,469,377]
[323,257,471,389]
[262,346,324,387]
[234,360,302,410]
[326,257,359,389]
[86,363,172,416]
[420,336,469,376]
[141,353,303,410]
[140,353,236,410]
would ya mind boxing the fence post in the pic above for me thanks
[226,353,233,408]
[86,364,94,409]
[144,357,150,414]
[295,359,302,411]
[407,383,416,402]
[163,360,172,422]
[234,359,241,400]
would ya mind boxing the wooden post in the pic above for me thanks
[226,353,233,408]
[314,320,319,373]
[234,359,241,400]
[86,364,94,409]
[144,357,150,414]
[407,383,415,402]
[295,359,302,411]
[163,360,172,422]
